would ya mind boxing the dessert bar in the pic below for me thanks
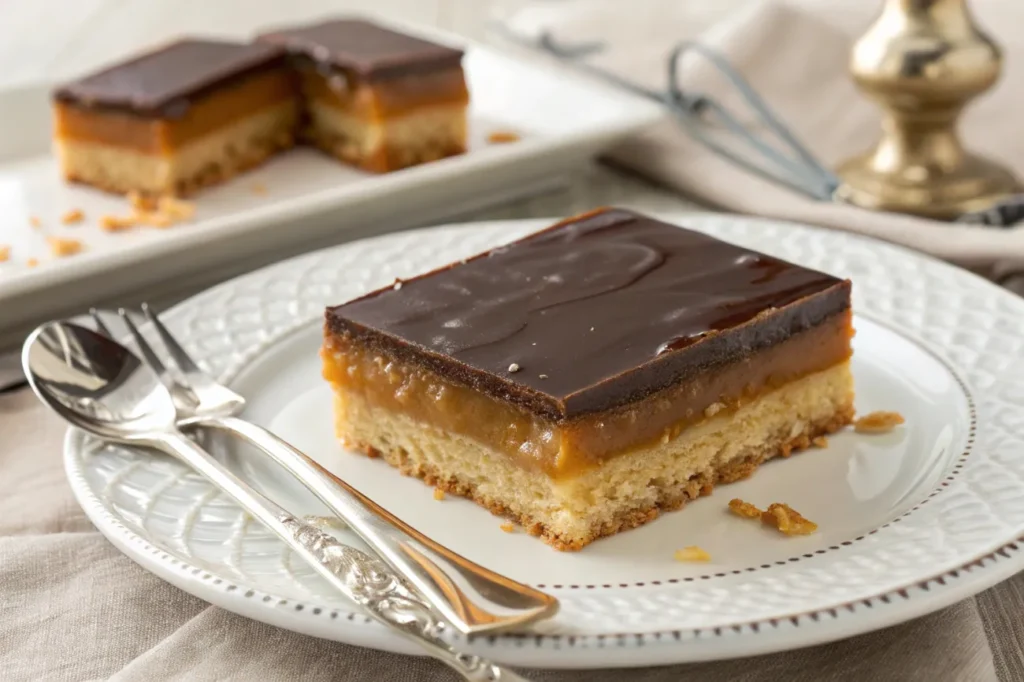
[259,19,468,172]
[52,20,470,196]
[322,208,855,550]
[54,39,298,196]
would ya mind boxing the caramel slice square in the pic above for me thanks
[259,19,468,172]
[53,39,298,196]
[322,208,855,550]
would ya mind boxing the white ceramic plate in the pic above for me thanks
[63,214,1024,669]
[0,17,662,341]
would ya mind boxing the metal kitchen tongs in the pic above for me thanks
[494,24,844,202]
[497,23,1024,225]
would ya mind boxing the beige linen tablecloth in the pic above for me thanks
[3,157,1024,681]
[2,385,1023,681]
[2,163,1024,680]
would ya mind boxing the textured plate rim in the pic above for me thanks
[63,430,1024,666]
[62,213,1024,663]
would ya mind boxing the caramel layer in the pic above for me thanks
[54,67,295,154]
[323,311,853,479]
[299,64,469,121]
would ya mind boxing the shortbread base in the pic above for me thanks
[333,361,855,551]
[305,100,467,173]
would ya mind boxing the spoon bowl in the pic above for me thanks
[22,321,177,441]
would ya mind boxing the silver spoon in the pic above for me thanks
[23,321,528,682]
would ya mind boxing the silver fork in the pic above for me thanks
[93,305,558,637]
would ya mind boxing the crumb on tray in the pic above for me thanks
[127,191,157,212]
[136,211,174,229]
[433,488,445,501]
[500,522,516,533]
[46,236,83,257]
[114,194,196,230]
[158,196,195,220]
[487,130,521,144]
[100,214,138,232]
[61,209,85,225]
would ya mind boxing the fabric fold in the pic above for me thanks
[502,0,1024,279]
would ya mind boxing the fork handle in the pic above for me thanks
[151,430,529,682]
[193,415,558,636]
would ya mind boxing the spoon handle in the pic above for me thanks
[192,414,557,636]
[152,431,529,682]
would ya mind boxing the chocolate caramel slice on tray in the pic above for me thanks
[54,39,298,197]
[259,18,469,172]
[322,208,855,551]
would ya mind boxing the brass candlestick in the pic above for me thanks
[836,0,1020,220]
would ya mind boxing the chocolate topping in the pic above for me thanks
[258,18,463,79]
[327,208,851,420]
[53,39,287,118]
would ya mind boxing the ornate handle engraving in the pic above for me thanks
[279,515,527,682]
[154,432,525,681]
[208,415,557,635]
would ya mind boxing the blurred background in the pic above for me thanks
[0,0,753,88]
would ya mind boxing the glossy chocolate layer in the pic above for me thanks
[54,39,287,118]
[327,208,852,420]
[258,18,463,80]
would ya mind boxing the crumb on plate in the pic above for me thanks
[0,245,9,262]
[854,411,905,434]
[761,503,817,536]
[29,216,42,229]
[812,436,829,448]
[252,182,268,195]
[728,498,763,519]
[61,209,85,225]
[487,130,521,144]
[673,546,711,562]
[433,488,445,501]
[46,236,83,257]
[26,257,39,268]
[500,522,516,533]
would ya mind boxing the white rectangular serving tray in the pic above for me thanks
[0,18,662,347]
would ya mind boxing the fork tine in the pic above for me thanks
[118,308,170,378]
[141,302,203,375]
[89,308,113,338]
